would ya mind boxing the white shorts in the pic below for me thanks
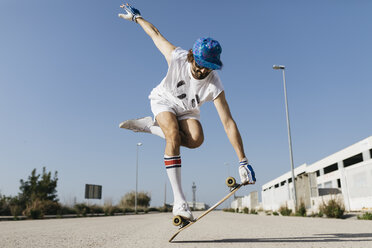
[150,98,200,121]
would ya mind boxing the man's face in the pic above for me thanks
[191,59,212,80]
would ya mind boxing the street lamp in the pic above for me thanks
[135,142,142,213]
[273,65,298,211]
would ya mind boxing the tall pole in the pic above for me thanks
[135,142,142,213]
[192,182,196,210]
[273,65,298,211]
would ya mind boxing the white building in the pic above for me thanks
[231,191,259,211]
[262,136,372,212]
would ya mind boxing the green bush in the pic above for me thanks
[90,204,104,215]
[273,211,279,216]
[122,207,135,214]
[148,207,160,212]
[0,194,11,216]
[243,207,249,214]
[309,212,320,217]
[74,203,91,217]
[103,204,121,216]
[222,208,235,213]
[296,202,307,217]
[23,199,44,219]
[119,191,151,209]
[279,204,292,216]
[158,205,172,212]
[320,199,344,219]
[10,205,22,219]
[358,212,372,220]
[58,205,76,215]
[250,209,258,215]
[42,200,61,215]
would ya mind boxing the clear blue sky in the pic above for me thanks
[1,0,371,207]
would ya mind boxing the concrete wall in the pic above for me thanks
[231,191,259,211]
[261,136,372,212]
[344,160,372,211]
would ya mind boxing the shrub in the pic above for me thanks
[296,201,307,217]
[23,199,44,219]
[309,211,324,218]
[74,203,90,217]
[320,199,344,219]
[122,207,135,214]
[358,212,372,220]
[250,209,258,215]
[222,208,235,213]
[0,194,10,216]
[243,207,249,214]
[42,200,61,215]
[103,202,118,216]
[279,204,292,216]
[158,205,172,213]
[119,191,151,208]
[273,211,279,216]
[147,207,160,212]
[309,212,318,217]
[90,204,104,215]
[58,205,76,215]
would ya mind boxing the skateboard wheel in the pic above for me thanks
[226,177,236,187]
[172,215,183,226]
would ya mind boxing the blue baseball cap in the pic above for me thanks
[192,37,222,70]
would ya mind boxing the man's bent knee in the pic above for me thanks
[183,133,204,149]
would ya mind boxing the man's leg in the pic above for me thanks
[178,118,204,149]
[156,112,201,220]
[119,116,165,139]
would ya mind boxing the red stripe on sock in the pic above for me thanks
[164,159,181,166]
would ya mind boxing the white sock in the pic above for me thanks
[149,125,165,139]
[164,155,186,204]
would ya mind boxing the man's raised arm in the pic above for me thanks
[118,3,176,66]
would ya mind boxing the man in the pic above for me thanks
[118,3,256,221]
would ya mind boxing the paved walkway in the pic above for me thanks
[1,211,372,247]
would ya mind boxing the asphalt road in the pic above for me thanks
[1,211,372,248]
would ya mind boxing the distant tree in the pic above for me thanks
[119,191,151,208]
[0,193,11,216]
[19,167,58,207]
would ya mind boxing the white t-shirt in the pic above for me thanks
[148,47,224,113]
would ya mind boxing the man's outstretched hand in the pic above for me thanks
[118,3,142,22]
[239,158,256,185]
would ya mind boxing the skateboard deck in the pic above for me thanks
[169,178,243,242]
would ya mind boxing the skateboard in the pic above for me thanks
[169,176,244,242]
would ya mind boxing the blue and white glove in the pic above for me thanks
[118,3,142,23]
[239,158,256,185]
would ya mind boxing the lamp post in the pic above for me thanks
[135,142,142,213]
[273,65,298,211]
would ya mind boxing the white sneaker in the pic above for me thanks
[173,202,194,221]
[119,116,153,133]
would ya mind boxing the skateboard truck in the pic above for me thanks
[225,176,238,190]
[169,176,246,242]
[172,215,191,228]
